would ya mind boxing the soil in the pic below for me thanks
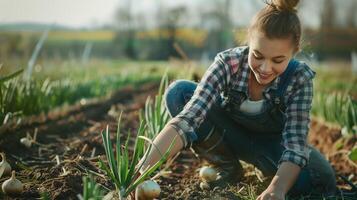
[0,82,356,200]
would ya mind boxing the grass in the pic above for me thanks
[308,61,357,137]
[0,57,206,125]
[0,72,162,124]
[77,176,104,200]
[231,183,259,200]
[313,62,357,97]
[312,91,357,135]
[141,72,170,141]
[0,68,24,123]
[0,59,176,125]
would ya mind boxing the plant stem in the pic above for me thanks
[119,187,127,200]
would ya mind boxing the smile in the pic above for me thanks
[258,72,272,80]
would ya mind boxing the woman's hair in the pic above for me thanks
[248,0,301,50]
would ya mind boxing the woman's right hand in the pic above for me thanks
[130,123,184,199]
[137,123,184,176]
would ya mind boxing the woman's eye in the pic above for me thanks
[273,60,284,64]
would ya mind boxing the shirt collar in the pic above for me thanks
[234,62,249,95]
[265,76,279,93]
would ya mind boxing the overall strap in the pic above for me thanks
[274,59,300,106]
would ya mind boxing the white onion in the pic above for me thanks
[135,180,161,200]
[0,152,12,178]
[199,166,217,182]
[20,137,32,148]
[1,171,23,196]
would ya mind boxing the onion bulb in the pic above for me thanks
[1,171,23,196]
[199,166,217,182]
[0,152,12,178]
[135,180,161,200]
[20,137,32,148]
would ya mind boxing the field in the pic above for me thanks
[0,59,356,199]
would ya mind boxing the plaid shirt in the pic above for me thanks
[168,46,315,168]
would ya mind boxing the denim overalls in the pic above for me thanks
[164,60,337,197]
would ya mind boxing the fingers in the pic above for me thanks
[257,193,278,200]
[256,194,269,200]
[258,194,284,200]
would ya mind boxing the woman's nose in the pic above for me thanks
[259,61,272,73]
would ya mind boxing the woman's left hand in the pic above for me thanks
[256,185,285,200]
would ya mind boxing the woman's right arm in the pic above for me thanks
[138,48,246,173]
[138,122,184,173]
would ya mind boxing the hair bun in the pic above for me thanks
[270,0,299,13]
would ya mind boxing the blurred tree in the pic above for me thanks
[346,0,357,27]
[320,0,336,29]
[0,33,22,60]
[199,0,234,56]
[114,0,137,59]
[113,0,189,60]
[161,6,187,59]
[144,2,188,60]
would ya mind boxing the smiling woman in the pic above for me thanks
[134,0,340,199]
[248,33,294,87]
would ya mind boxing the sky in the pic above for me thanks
[0,0,120,28]
[0,0,205,28]
[0,0,353,29]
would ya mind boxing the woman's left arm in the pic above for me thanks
[258,68,315,200]
[257,161,300,200]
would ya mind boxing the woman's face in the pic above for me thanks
[248,31,296,86]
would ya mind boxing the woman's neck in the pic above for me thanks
[248,72,267,101]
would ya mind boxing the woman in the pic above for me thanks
[138,0,337,199]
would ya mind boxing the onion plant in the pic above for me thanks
[349,147,357,162]
[0,68,23,124]
[142,73,170,140]
[312,91,357,135]
[0,69,162,125]
[142,73,169,139]
[77,176,104,200]
[98,114,176,200]
[138,73,179,179]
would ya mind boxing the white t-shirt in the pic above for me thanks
[239,98,265,114]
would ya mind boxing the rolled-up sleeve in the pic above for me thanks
[279,74,314,168]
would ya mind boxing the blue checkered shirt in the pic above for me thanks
[168,46,315,168]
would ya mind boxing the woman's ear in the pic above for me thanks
[291,45,300,57]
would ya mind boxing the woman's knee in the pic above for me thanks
[164,80,197,117]
[308,148,336,195]
[289,167,336,197]
[289,147,336,197]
